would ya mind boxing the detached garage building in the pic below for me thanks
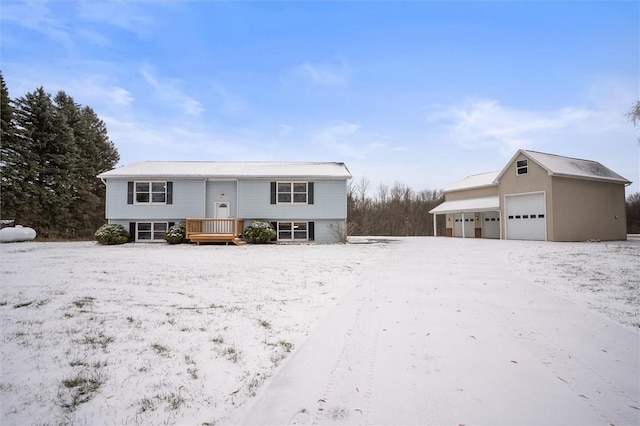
[429,150,631,241]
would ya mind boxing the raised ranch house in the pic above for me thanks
[98,162,351,244]
[429,150,631,241]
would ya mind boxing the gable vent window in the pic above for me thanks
[516,159,528,176]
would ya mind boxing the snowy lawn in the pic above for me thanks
[0,238,638,425]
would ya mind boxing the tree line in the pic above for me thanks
[0,72,119,239]
[347,177,446,236]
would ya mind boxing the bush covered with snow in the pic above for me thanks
[243,220,276,243]
[164,222,186,244]
[94,224,129,245]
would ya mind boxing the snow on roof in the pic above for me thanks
[523,150,630,184]
[98,161,352,179]
[429,196,499,214]
[444,171,499,192]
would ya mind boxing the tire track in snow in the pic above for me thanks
[311,287,381,425]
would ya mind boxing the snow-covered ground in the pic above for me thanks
[0,237,638,425]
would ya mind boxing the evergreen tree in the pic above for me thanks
[80,105,119,232]
[0,72,19,222]
[13,87,76,235]
[1,75,120,238]
[0,74,41,224]
[54,92,119,235]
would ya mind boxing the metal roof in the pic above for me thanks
[429,196,499,214]
[496,150,631,185]
[444,171,499,192]
[98,161,352,179]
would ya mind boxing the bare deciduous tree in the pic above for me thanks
[347,178,445,237]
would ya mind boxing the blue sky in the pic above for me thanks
[2,1,639,194]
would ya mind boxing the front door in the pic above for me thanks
[215,202,230,219]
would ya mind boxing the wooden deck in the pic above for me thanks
[186,218,246,245]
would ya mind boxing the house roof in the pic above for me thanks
[428,196,499,214]
[98,161,352,179]
[496,150,631,185]
[444,171,499,192]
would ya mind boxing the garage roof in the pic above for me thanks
[98,161,352,179]
[445,171,499,192]
[497,150,631,185]
[429,196,499,214]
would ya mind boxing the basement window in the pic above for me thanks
[277,222,309,241]
[136,222,168,241]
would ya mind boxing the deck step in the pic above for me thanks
[187,233,246,245]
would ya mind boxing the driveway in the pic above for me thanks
[227,238,640,425]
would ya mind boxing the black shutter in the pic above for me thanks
[271,221,278,241]
[270,182,277,204]
[166,181,173,204]
[308,182,314,204]
[308,222,314,241]
[127,182,134,204]
[129,222,136,242]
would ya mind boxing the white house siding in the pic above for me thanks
[104,179,204,220]
[237,179,347,220]
[205,181,238,218]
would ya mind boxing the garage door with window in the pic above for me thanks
[482,211,500,239]
[505,192,546,241]
[452,214,475,238]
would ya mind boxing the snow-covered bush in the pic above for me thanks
[94,224,129,245]
[164,222,186,244]
[243,220,276,244]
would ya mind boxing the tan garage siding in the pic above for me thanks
[498,154,554,240]
[551,177,627,241]
[445,185,498,201]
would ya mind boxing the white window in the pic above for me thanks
[277,182,308,204]
[137,222,168,241]
[135,181,167,204]
[516,160,528,176]
[277,222,308,241]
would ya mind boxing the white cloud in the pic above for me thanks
[76,1,154,36]
[292,60,349,86]
[211,82,245,113]
[64,75,134,107]
[311,121,401,161]
[101,114,247,163]
[140,66,204,117]
[426,97,629,157]
[424,80,639,193]
[312,121,365,159]
[1,0,71,46]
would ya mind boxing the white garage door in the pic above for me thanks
[505,193,546,241]
[482,211,500,239]
[452,214,475,238]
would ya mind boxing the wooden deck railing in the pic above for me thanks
[185,218,245,245]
